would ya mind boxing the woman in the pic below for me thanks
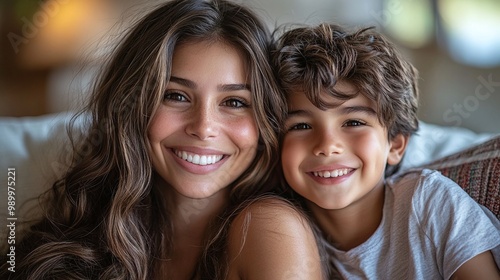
[0,1,322,279]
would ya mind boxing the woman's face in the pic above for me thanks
[148,40,259,199]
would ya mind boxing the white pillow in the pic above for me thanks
[0,112,76,252]
[400,121,497,171]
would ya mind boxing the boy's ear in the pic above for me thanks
[387,134,409,165]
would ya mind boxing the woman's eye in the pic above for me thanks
[163,92,187,102]
[343,120,365,127]
[288,123,311,131]
[221,98,249,108]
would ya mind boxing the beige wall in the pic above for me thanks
[247,0,500,134]
[1,0,499,133]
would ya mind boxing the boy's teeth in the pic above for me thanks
[175,150,223,166]
[313,169,350,178]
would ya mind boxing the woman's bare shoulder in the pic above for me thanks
[234,195,307,221]
[226,196,323,279]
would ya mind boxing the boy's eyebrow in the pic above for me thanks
[287,106,376,117]
[287,109,311,118]
[169,76,250,91]
[341,106,377,116]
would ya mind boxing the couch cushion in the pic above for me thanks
[418,135,500,219]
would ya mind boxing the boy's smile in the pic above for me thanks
[282,83,404,212]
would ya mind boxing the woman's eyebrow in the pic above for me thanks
[219,83,250,92]
[169,76,250,92]
[170,76,196,88]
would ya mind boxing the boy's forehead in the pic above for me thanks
[335,81,357,94]
[288,91,375,109]
[286,91,310,105]
[287,82,375,109]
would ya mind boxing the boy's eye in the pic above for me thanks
[343,120,366,127]
[221,98,250,108]
[163,92,187,102]
[288,123,311,131]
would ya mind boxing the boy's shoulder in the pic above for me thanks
[388,167,439,179]
[385,168,463,209]
[385,168,493,225]
[386,168,452,190]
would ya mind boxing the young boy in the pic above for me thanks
[273,23,500,279]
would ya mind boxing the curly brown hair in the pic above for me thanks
[273,23,419,139]
[272,23,419,176]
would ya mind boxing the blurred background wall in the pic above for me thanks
[1,0,499,133]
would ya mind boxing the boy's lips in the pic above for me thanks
[311,168,354,178]
[306,164,356,183]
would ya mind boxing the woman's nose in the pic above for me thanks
[185,105,219,140]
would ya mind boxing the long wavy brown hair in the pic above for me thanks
[0,0,285,279]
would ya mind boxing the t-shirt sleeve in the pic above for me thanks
[412,169,500,279]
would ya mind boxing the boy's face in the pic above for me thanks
[282,83,405,211]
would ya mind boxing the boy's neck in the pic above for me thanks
[309,183,385,251]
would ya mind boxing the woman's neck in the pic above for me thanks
[157,179,230,279]
[170,189,229,239]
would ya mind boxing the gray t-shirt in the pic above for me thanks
[324,169,500,279]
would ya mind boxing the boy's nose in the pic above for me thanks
[312,131,343,156]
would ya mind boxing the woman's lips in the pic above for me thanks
[169,147,228,175]
[174,149,224,166]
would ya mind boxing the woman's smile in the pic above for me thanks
[173,149,224,166]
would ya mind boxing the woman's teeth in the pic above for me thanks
[313,169,351,178]
[175,150,223,166]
